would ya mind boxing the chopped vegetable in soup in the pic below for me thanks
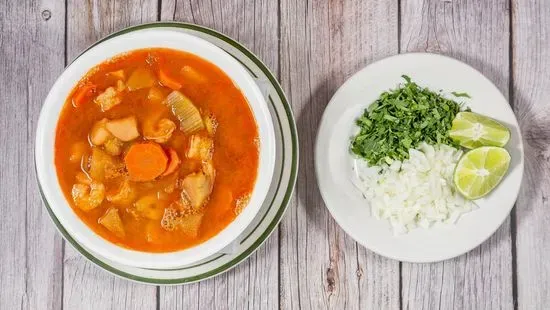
[55,48,259,252]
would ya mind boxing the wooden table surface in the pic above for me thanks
[1,0,549,309]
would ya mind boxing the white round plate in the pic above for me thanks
[316,53,524,263]
[38,22,298,284]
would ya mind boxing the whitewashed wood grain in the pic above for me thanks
[0,3,28,309]
[279,1,400,309]
[1,1,550,309]
[159,1,280,309]
[24,2,66,309]
[512,0,550,308]
[0,1,65,309]
[63,1,158,309]
[400,1,514,309]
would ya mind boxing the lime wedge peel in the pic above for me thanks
[449,112,511,149]
[454,146,511,200]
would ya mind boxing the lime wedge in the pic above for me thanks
[454,146,511,200]
[449,112,510,149]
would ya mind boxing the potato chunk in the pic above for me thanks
[147,87,164,102]
[103,137,123,156]
[179,214,203,237]
[180,66,207,84]
[134,195,164,220]
[159,207,203,236]
[143,118,176,144]
[181,170,214,210]
[186,135,213,161]
[89,147,125,181]
[90,119,111,146]
[108,70,125,80]
[71,182,105,211]
[105,116,139,142]
[106,179,136,205]
[94,87,121,111]
[98,208,125,238]
[75,172,91,185]
[90,119,124,156]
[127,68,156,91]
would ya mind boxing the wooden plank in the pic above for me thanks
[160,240,279,310]
[0,3,29,309]
[0,1,65,309]
[159,1,280,309]
[399,1,514,309]
[63,1,158,309]
[512,0,550,308]
[25,2,66,309]
[279,1,400,309]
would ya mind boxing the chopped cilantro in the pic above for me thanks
[451,91,471,98]
[351,75,467,166]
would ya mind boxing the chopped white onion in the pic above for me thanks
[353,142,474,234]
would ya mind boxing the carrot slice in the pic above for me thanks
[162,148,181,176]
[159,69,182,90]
[124,142,168,181]
[72,83,96,108]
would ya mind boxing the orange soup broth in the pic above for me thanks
[55,48,259,252]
